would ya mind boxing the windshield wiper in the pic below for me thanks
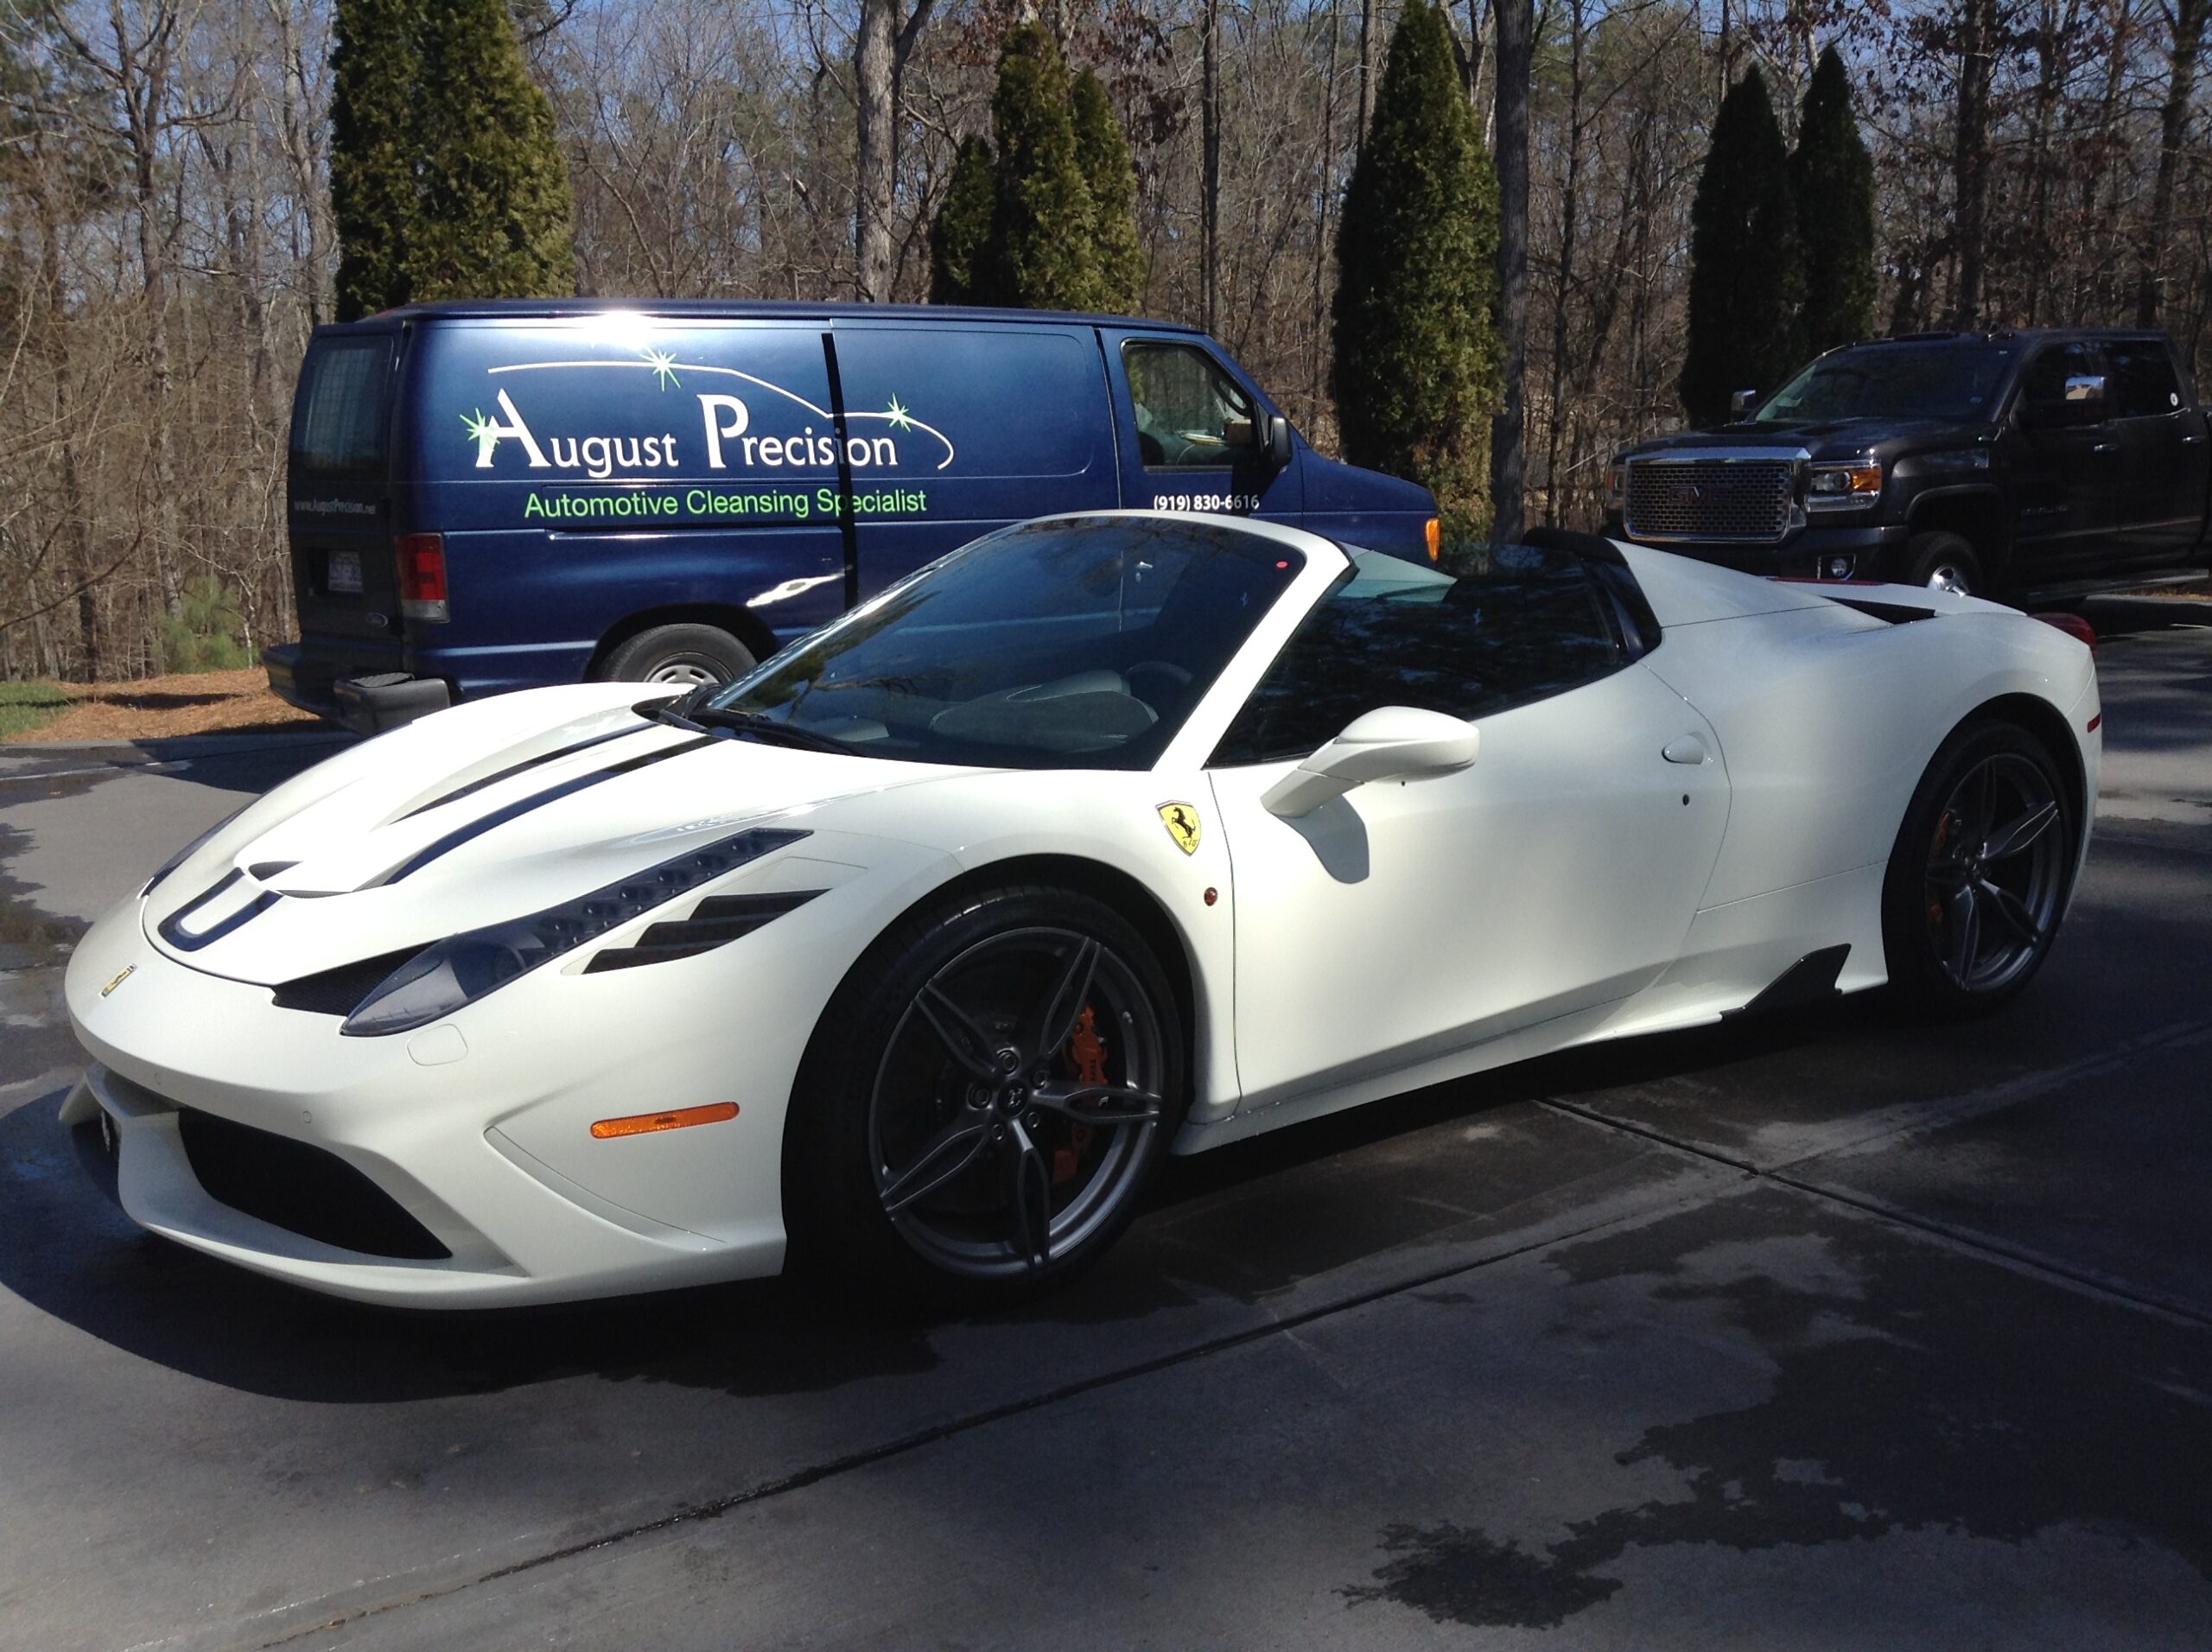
[640,685,709,732]
[691,706,855,754]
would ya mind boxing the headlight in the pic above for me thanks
[340,827,807,1035]
[1806,462,1882,508]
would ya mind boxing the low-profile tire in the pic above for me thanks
[596,623,755,689]
[1897,531,1984,598]
[784,883,1186,1308]
[1880,719,2079,1019]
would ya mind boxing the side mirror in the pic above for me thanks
[1262,706,1478,818]
[1264,413,1294,468]
[1730,388,1761,419]
[2063,373,2107,410]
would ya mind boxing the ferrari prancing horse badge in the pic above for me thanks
[1157,801,1202,855]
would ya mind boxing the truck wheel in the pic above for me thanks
[1899,532,1983,598]
[597,624,755,689]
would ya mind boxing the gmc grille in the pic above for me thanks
[1624,457,1796,543]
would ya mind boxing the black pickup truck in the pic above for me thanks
[1604,329,2212,600]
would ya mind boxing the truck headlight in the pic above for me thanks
[1806,463,1882,509]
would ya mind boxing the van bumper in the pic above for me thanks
[264,644,452,736]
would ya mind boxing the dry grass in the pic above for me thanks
[0,668,324,744]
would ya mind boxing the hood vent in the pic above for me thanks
[582,889,824,973]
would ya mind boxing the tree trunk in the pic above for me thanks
[853,0,937,302]
[2138,0,2210,325]
[1357,0,1376,144]
[1542,0,1586,527]
[1951,0,1999,327]
[1202,0,1223,334]
[1491,0,1532,542]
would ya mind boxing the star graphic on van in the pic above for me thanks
[461,407,497,458]
[884,396,916,432]
[643,349,682,391]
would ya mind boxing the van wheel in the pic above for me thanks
[597,624,755,688]
[1898,532,1983,598]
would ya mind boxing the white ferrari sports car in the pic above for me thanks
[62,513,2100,1307]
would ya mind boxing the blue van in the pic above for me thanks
[268,300,1440,732]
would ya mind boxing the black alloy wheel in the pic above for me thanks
[786,885,1184,1303]
[1882,720,2077,1016]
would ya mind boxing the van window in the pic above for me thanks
[295,336,393,477]
[1125,342,1254,468]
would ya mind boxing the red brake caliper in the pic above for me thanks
[1053,1005,1108,1185]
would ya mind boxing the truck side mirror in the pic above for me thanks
[1730,388,1761,419]
[2062,373,2107,411]
[1265,413,1294,468]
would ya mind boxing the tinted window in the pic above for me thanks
[1212,542,1628,766]
[710,518,1301,770]
[1125,343,1255,468]
[1754,343,2014,423]
[294,337,393,477]
[2018,342,2105,416]
[2104,339,2183,419]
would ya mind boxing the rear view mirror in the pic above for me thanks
[1730,388,1761,419]
[1262,706,1478,818]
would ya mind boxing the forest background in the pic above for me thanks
[3,0,2206,681]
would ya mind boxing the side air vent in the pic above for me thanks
[272,947,430,1016]
[582,889,824,974]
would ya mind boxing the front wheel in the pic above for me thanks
[1898,531,1985,599]
[1880,720,2079,1018]
[785,885,1185,1305]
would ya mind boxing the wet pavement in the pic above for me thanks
[2,613,2208,1651]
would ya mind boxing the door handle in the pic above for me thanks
[1662,735,1707,766]
[2091,442,2119,454]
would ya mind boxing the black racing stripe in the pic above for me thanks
[378,734,715,886]
[157,869,283,952]
[396,723,651,822]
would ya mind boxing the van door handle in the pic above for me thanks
[1662,735,1707,766]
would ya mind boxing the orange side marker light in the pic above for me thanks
[591,1102,739,1140]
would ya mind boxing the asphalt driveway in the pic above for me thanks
[2,606,2208,1650]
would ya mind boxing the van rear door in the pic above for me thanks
[828,320,1121,594]
[1100,328,1303,527]
[289,327,403,646]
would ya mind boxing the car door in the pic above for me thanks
[1205,544,1728,1110]
[2101,336,2208,571]
[1103,331,1303,527]
[2009,341,2125,584]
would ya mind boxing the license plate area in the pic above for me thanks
[325,549,364,596]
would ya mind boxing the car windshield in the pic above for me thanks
[703,517,1305,770]
[1752,343,2016,423]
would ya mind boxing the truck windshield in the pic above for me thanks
[1753,343,2016,424]
[702,517,1303,770]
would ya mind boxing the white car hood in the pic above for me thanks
[142,684,961,984]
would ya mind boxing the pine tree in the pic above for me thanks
[330,0,423,321]
[988,24,1098,309]
[929,136,999,305]
[1791,47,1876,359]
[1331,0,1501,534]
[1071,70,1145,314]
[407,0,576,302]
[1680,68,1804,428]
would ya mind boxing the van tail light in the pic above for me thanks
[397,534,448,623]
[2031,612,2096,652]
[1424,518,1441,562]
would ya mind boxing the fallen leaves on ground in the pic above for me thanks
[2,668,325,744]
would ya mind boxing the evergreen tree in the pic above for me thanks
[1330,0,1501,534]
[929,135,999,305]
[331,0,423,321]
[1071,70,1145,314]
[988,24,1098,309]
[1680,68,1803,428]
[408,0,576,302]
[1791,47,1877,359]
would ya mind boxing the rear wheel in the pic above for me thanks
[597,623,755,688]
[1881,720,2078,1018]
[1898,531,1984,598]
[785,885,1184,1306]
